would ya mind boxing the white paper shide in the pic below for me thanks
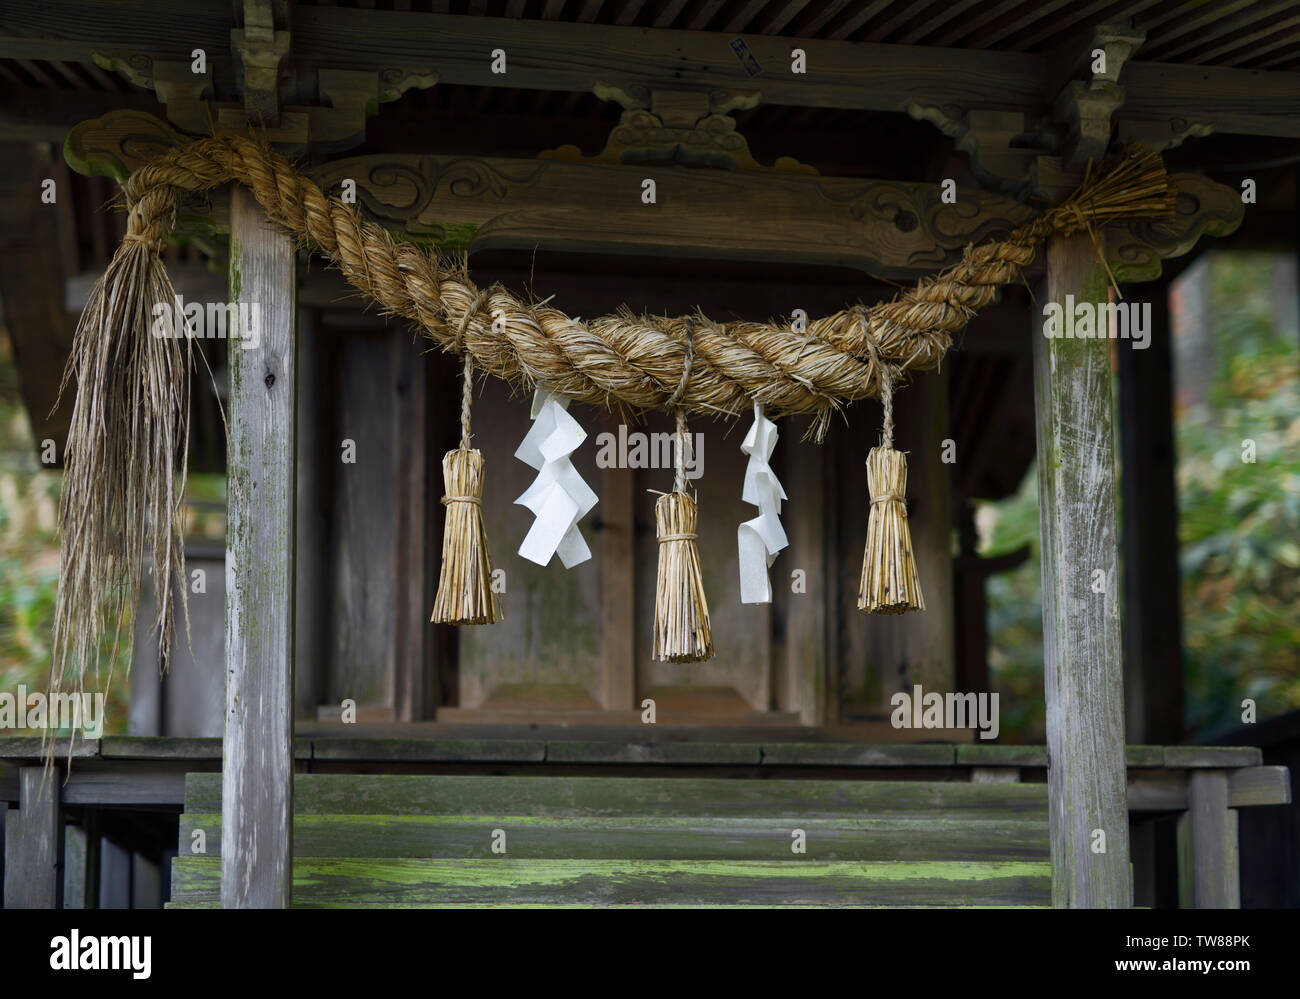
[737,403,788,603]
[514,389,598,568]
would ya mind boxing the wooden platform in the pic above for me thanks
[167,773,1053,908]
[3,736,1288,909]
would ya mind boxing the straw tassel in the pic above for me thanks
[652,319,713,661]
[432,356,502,625]
[653,411,714,662]
[858,316,925,615]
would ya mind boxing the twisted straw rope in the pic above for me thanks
[120,134,1173,431]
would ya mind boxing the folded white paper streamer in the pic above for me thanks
[514,389,598,568]
[738,403,788,603]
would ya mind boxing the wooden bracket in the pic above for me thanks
[542,84,810,174]
[1116,117,1216,154]
[1028,152,1244,281]
[90,54,215,137]
[1050,22,1146,171]
[92,0,435,156]
[230,0,291,127]
[1030,154,1084,204]
[1105,171,1244,282]
[906,103,1038,196]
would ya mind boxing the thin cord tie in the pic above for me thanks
[855,306,895,446]
[459,354,474,450]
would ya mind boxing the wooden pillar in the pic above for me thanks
[223,185,296,909]
[294,307,324,721]
[1177,770,1241,908]
[1118,280,1183,744]
[3,768,61,908]
[1032,233,1131,908]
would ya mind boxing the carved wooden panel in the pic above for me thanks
[309,152,1038,278]
[66,112,1244,286]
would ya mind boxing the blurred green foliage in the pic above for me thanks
[0,332,127,733]
[1177,254,1300,738]
[0,330,227,736]
[980,462,1046,744]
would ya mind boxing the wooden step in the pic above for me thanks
[169,857,1052,908]
[183,773,1049,819]
[177,813,1049,861]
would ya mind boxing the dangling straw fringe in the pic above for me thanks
[653,419,713,662]
[653,321,713,662]
[49,191,194,771]
[857,310,924,615]
[432,355,502,625]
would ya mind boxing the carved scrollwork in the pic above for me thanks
[1106,172,1244,282]
[65,109,191,181]
[307,154,545,234]
[541,105,815,174]
[847,181,1036,269]
[432,158,545,200]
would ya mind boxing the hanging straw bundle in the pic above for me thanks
[859,439,925,614]
[653,484,713,662]
[50,189,194,753]
[857,311,924,615]
[432,357,502,625]
[652,322,712,662]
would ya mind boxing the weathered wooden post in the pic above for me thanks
[3,767,60,908]
[1032,232,1132,908]
[222,185,297,908]
[1177,770,1241,908]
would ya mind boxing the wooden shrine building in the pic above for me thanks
[0,0,1295,909]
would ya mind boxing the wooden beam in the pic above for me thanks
[3,767,60,908]
[1032,232,1131,908]
[309,151,1037,280]
[223,184,297,909]
[1224,765,1292,807]
[2,0,1047,113]
[9,3,1300,140]
[66,111,1240,285]
[1127,768,1292,812]
[291,7,1047,114]
[1122,60,1300,138]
